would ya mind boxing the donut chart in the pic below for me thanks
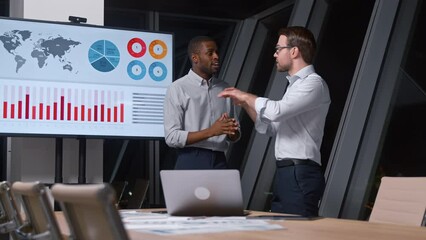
[149,62,167,81]
[127,60,146,80]
[88,40,120,72]
[149,40,167,59]
[127,38,147,58]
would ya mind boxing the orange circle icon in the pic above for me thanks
[149,40,167,59]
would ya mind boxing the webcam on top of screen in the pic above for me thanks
[68,16,87,24]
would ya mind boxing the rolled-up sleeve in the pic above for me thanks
[254,97,274,135]
[163,86,188,148]
[253,77,327,137]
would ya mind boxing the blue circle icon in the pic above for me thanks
[149,62,167,81]
[127,60,146,80]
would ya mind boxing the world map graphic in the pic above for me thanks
[0,29,81,73]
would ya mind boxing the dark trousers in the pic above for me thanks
[174,147,228,170]
[271,159,325,217]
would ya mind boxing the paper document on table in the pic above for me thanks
[120,210,168,221]
[122,215,285,235]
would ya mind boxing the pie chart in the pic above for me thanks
[88,40,120,72]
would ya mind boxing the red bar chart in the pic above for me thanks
[1,84,125,123]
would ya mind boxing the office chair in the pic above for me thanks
[111,181,129,208]
[0,181,22,240]
[51,183,130,240]
[369,176,426,226]
[11,181,63,239]
[126,179,149,209]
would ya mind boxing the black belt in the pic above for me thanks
[276,158,320,168]
[179,147,224,154]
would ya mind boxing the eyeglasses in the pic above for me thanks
[275,45,293,54]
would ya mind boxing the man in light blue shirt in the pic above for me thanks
[164,36,240,169]
[219,27,330,216]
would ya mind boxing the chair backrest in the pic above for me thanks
[51,183,130,240]
[11,181,62,239]
[0,181,22,239]
[369,176,426,226]
[126,179,149,209]
[111,181,128,206]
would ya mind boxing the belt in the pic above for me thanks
[180,147,224,154]
[276,158,320,168]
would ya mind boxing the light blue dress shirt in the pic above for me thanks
[164,69,237,152]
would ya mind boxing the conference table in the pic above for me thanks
[56,209,426,240]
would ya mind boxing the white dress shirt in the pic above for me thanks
[254,65,330,165]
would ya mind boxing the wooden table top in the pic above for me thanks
[55,209,426,240]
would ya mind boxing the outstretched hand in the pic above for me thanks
[218,87,259,122]
[218,87,247,106]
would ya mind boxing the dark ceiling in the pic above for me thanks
[104,0,286,19]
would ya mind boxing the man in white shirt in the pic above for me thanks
[219,27,330,217]
[164,36,240,169]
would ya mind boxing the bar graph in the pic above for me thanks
[1,84,125,124]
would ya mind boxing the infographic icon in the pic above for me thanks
[149,40,167,59]
[127,60,146,80]
[88,40,120,72]
[149,62,167,81]
[127,38,147,58]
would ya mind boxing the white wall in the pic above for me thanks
[10,0,103,25]
[7,0,104,183]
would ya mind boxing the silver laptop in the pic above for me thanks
[160,169,245,216]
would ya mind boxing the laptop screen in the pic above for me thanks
[160,169,245,216]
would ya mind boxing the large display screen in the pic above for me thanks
[0,17,173,138]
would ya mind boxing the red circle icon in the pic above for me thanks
[127,38,146,58]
